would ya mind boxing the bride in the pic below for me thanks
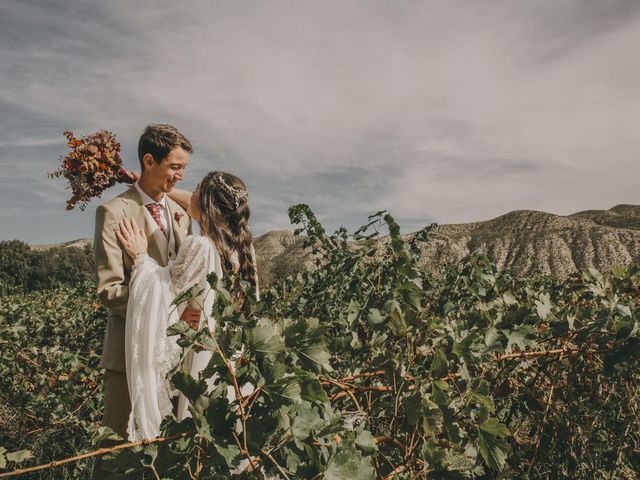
[114,171,258,441]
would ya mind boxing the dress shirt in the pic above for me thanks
[134,182,171,235]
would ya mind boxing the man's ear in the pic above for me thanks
[142,153,156,171]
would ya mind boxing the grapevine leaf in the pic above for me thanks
[291,402,324,440]
[247,319,285,361]
[367,308,386,325]
[535,293,552,320]
[213,437,241,467]
[302,378,330,403]
[431,348,449,378]
[324,447,375,480]
[477,418,510,471]
[171,371,207,402]
[355,429,378,454]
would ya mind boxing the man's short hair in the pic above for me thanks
[138,124,193,169]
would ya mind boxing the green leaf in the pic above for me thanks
[452,332,477,364]
[267,375,302,403]
[469,380,495,413]
[503,325,535,352]
[347,299,361,326]
[291,402,324,440]
[366,308,386,325]
[399,282,422,310]
[404,391,422,425]
[422,396,443,435]
[213,437,241,467]
[355,429,378,454]
[297,343,334,373]
[390,309,408,336]
[484,327,501,350]
[302,378,330,403]
[431,379,450,406]
[285,447,302,473]
[478,420,510,471]
[502,291,517,305]
[171,371,207,402]
[92,425,123,444]
[479,417,510,438]
[613,315,637,340]
[6,449,33,464]
[166,320,191,336]
[535,293,552,320]
[247,319,285,361]
[431,348,449,378]
[421,439,447,469]
[324,447,375,480]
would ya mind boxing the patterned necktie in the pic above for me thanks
[145,203,168,238]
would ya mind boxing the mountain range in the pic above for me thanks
[33,204,640,283]
[253,204,640,283]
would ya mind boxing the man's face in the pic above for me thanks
[144,147,189,193]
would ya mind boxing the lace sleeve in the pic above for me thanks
[168,236,210,295]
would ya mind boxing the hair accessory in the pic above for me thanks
[215,174,248,209]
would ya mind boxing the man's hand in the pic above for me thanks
[180,307,202,330]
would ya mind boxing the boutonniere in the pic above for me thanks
[174,211,185,225]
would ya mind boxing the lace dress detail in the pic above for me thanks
[168,235,210,297]
[125,235,217,441]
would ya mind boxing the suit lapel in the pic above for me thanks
[121,188,168,265]
[167,198,189,254]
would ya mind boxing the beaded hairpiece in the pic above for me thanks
[215,174,248,209]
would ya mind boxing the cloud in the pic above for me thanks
[1,0,640,242]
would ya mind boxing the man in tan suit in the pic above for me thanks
[93,124,194,452]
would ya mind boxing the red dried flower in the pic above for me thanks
[174,212,185,225]
[49,130,134,210]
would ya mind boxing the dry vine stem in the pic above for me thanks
[16,351,57,376]
[214,344,261,477]
[51,385,101,425]
[0,432,190,478]
[3,343,612,478]
[493,347,609,361]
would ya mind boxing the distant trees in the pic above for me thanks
[0,240,31,289]
[0,240,94,292]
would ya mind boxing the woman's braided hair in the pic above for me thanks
[197,171,258,290]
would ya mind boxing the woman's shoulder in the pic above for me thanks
[181,234,212,253]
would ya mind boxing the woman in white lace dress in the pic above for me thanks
[115,171,258,441]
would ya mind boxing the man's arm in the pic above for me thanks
[166,188,192,211]
[94,204,128,318]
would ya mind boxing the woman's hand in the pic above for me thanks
[180,307,202,330]
[115,216,148,260]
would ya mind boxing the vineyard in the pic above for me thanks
[1,206,639,479]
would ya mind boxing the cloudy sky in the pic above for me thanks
[1,0,639,244]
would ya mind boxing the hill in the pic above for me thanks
[33,204,640,281]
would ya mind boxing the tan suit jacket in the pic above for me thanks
[94,187,192,372]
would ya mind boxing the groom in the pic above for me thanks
[93,124,194,445]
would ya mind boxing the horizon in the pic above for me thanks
[13,199,637,248]
[2,0,640,244]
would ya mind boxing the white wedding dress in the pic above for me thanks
[124,235,222,442]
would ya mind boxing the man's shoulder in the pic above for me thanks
[98,188,139,212]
